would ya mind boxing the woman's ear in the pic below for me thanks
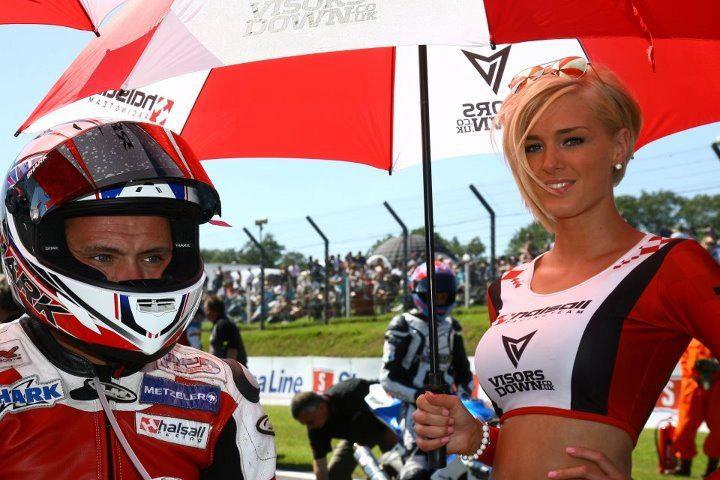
[613,127,632,166]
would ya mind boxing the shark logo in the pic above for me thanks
[502,330,537,368]
[462,46,512,94]
[0,376,65,419]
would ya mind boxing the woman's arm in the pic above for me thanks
[413,392,500,465]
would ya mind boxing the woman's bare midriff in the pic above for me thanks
[490,414,634,480]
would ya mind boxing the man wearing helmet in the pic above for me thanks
[380,260,473,480]
[0,120,276,479]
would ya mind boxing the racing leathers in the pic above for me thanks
[380,310,473,479]
[0,317,277,480]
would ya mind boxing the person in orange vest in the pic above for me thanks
[672,339,720,477]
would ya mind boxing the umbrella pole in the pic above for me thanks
[418,44,446,469]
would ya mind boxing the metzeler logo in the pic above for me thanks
[244,0,378,36]
[87,89,175,125]
[136,413,211,449]
[502,330,536,368]
[494,300,592,326]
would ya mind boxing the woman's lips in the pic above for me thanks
[545,179,576,194]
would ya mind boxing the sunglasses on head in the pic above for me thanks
[508,56,589,94]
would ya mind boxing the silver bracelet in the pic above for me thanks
[460,422,490,461]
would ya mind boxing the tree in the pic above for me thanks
[280,251,307,266]
[464,236,486,258]
[507,222,554,256]
[635,190,685,235]
[679,194,720,233]
[238,233,285,267]
[615,195,641,228]
[201,248,243,264]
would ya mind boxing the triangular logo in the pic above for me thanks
[462,46,512,94]
[502,330,537,368]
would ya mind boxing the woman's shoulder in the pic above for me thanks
[661,237,719,277]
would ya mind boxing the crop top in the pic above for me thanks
[475,234,720,444]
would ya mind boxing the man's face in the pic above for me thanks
[65,216,172,282]
[296,403,328,430]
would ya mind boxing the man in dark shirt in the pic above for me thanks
[205,295,248,366]
[291,378,396,480]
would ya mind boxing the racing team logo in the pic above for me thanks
[70,379,137,403]
[502,330,537,368]
[462,46,512,94]
[0,375,65,419]
[0,341,29,369]
[256,414,275,436]
[158,351,223,377]
[140,375,220,413]
[136,412,211,449]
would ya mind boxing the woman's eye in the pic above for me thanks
[524,143,542,154]
[563,136,584,146]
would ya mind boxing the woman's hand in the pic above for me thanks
[547,447,631,479]
[413,391,481,455]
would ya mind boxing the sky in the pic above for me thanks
[0,24,718,261]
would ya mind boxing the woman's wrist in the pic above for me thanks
[463,418,489,456]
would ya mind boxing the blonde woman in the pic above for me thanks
[412,58,720,480]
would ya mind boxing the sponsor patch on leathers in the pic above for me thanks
[135,412,211,449]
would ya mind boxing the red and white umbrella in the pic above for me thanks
[1,0,126,35]
[16,1,720,444]
[18,0,720,171]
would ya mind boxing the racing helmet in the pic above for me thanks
[0,120,220,364]
[410,261,457,319]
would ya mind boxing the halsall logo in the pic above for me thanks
[462,46,512,94]
[136,413,211,449]
[502,330,537,368]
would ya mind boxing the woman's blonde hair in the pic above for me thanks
[495,65,642,232]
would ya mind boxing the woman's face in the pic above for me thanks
[523,89,629,222]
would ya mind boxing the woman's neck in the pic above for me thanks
[550,199,641,262]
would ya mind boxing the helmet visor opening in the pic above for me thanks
[413,275,457,308]
[34,200,204,294]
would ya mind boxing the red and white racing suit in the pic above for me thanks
[0,316,276,480]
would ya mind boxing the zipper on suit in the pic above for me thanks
[103,410,115,480]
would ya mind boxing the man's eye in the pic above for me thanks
[524,143,542,154]
[143,255,166,264]
[91,254,113,263]
[563,136,584,146]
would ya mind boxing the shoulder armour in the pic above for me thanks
[222,358,261,404]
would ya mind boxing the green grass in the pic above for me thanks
[265,405,709,478]
[202,306,491,357]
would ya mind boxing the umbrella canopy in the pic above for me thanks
[373,235,453,265]
[19,0,720,171]
[1,0,126,34]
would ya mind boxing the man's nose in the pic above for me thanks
[109,260,146,282]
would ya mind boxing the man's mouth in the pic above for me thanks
[544,179,575,195]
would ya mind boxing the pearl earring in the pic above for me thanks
[614,163,623,171]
